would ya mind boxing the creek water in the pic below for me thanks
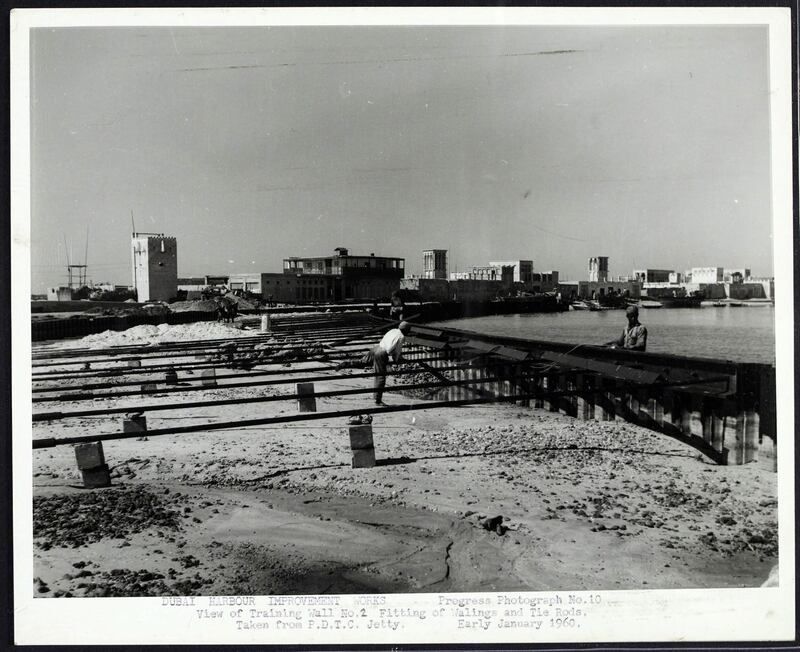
[432,305,775,364]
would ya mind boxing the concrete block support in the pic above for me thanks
[348,425,374,450]
[533,374,544,410]
[576,374,594,421]
[74,442,106,470]
[709,403,731,454]
[81,465,112,489]
[261,314,272,333]
[349,424,376,468]
[599,379,616,421]
[543,374,557,412]
[689,396,703,439]
[165,367,178,384]
[123,414,148,434]
[296,383,317,412]
[728,414,745,465]
[352,447,376,468]
[201,369,217,387]
[74,441,111,489]
[757,435,777,472]
[744,411,759,464]
[140,383,157,394]
[127,358,141,369]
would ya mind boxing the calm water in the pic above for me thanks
[433,305,775,364]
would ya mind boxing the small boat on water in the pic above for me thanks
[727,301,743,307]
[658,292,704,308]
[639,301,663,309]
[596,293,630,310]
[701,300,726,307]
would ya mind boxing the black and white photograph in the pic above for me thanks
[11,6,795,646]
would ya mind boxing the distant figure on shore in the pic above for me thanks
[366,321,411,405]
[606,305,647,351]
[389,291,405,322]
[214,298,226,322]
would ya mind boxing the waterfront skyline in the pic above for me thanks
[30,23,774,291]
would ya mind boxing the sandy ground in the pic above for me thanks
[31,324,778,597]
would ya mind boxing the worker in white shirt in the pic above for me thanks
[372,321,411,405]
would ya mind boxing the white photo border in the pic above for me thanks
[11,6,796,646]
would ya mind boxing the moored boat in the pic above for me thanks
[657,290,704,308]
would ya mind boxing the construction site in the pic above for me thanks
[30,309,779,598]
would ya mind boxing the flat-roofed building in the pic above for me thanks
[489,260,533,284]
[574,280,641,300]
[280,247,405,301]
[529,270,560,292]
[690,267,724,284]
[633,269,673,284]
[450,265,514,286]
[723,268,751,283]
[46,287,73,301]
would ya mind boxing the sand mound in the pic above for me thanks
[223,293,256,310]
[74,322,258,348]
[169,300,219,313]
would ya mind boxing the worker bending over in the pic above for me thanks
[372,321,411,405]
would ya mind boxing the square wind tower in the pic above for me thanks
[588,256,609,283]
[131,233,178,302]
[423,249,448,279]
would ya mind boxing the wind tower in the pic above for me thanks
[423,249,448,279]
[588,256,609,282]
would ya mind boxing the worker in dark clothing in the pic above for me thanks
[389,291,405,321]
[606,305,648,351]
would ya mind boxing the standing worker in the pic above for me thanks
[389,291,405,321]
[606,305,648,351]
[371,321,411,405]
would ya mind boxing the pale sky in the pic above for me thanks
[30,24,773,291]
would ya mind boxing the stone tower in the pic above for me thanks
[588,256,609,283]
[131,234,178,302]
[423,249,448,280]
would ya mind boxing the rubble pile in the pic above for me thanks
[394,363,452,399]
[33,486,182,549]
